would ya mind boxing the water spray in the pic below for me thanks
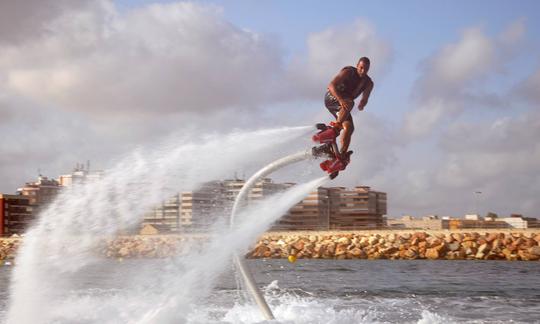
[229,150,325,320]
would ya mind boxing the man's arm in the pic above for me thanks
[357,80,374,111]
[328,68,354,124]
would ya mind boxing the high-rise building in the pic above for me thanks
[180,181,226,231]
[272,186,387,230]
[273,187,331,230]
[17,176,62,212]
[142,178,387,233]
[143,193,183,232]
[178,178,290,232]
[328,186,387,229]
[0,194,33,235]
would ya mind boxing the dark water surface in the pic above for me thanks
[1,259,539,323]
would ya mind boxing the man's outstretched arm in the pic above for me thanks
[357,80,374,111]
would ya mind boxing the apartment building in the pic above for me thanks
[143,193,183,232]
[273,187,331,230]
[327,186,387,229]
[17,176,62,213]
[273,186,387,230]
[0,194,33,236]
[178,178,290,232]
[180,181,226,231]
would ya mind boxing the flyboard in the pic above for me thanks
[230,122,352,320]
[311,122,352,179]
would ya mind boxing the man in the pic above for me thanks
[325,56,374,157]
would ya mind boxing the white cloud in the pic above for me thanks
[516,65,540,104]
[428,27,495,88]
[0,1,283,117]
[389,113,540,217]
[402,98,457,138]
[0,0,99,44]
[402,22,527,140]
[287,19,393,98]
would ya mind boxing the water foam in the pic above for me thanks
[134,176,328,324]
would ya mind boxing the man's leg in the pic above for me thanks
[340,117,354,155]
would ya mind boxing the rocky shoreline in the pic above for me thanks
[2,230,540,261]
[250,231,540,261]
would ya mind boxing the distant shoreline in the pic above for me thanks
[2,229,539,261]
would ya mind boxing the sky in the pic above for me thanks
[1,0,539,218]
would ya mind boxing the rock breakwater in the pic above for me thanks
[250,231,540,261]
[2,231,540,261]
[0,238,20,261]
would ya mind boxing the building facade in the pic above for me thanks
[143,193,183,232]
[0,194,33,236]
[273,186,387,230]
[327,186,387,229]
[273,187,331,230]
[142,179,388,232]
[180,181,226,231]
[17,176,62,213]
[178,178,290,231]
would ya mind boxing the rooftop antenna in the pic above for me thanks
[87,160,90,172]
[37,168,42,177]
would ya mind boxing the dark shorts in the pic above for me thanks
[324,91,352,121]
[324,91,340,118]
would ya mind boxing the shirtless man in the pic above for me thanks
[325,57,374,156]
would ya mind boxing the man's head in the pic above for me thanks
[356,57,370,77]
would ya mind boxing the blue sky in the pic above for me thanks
[178,0,540,124]
[1,0,539,217]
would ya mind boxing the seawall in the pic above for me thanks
[2,230,540,261]
[249,230,540,261]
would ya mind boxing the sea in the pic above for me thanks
[1,259,539,323]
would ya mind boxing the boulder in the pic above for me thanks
[528,246,540,257]
[511,232,522,239]
[386,233,397,243]
[477,243,490,254]
[381,246,398,255]
[462,240,477,249]
[475,252,486,259]
[368,236,379,245]
[425,248,439,260]
[293,240,305,251]
[451,233,463,242]
[359,237,369,246]
[118,247,130,257]
[448,242,461,252]
[413,232,427,241]
[335,244,348,256]
[349,247,366,259]
[465,247,477,256]
[486,233,499,243]
[405,249,419,259]
[517,250,534,261]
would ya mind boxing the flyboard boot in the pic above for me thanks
[312,122,353,179]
